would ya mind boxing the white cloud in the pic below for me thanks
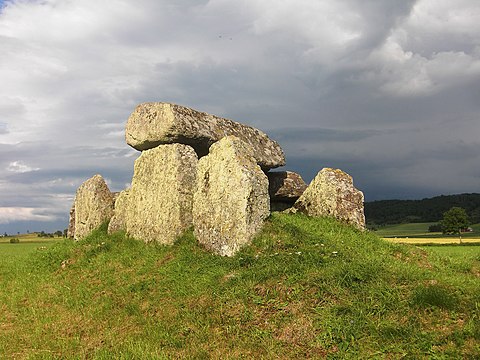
[0,207,57,224]
[360,0,480,96]
[6,160,40,173]
[364,40,480,97]
[250,1,362,53]
[406,0,480,47]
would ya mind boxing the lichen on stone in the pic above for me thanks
[193,136,270,256]
[292,168,365,230]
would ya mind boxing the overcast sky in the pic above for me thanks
[1,0,479,234]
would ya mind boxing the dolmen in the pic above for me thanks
[68,102,366,256]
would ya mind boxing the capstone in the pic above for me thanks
[125,102,285,170]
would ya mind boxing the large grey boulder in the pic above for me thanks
[115,144,198,244]
[193,136,270,257]
[291,168,365,230]
[73,174,115,240]
[125,102,285,170]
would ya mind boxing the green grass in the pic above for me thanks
[1,214,480,358]
[0,236,61,264]
[376,222,480,240]
[427,245,480,258]
[375,222,437,237]
[424,246,480,278]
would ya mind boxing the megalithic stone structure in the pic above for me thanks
[68,101,368,249]
[125,102,285,170]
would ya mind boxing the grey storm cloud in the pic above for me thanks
[268,128,385,143]
[0,0,480,233]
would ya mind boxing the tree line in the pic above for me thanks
[365,193,480,226]
[2,230,68,238]
[37,230,66,238]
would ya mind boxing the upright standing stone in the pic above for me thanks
[125,102,285,170]
[73,174,115,240]
[193,136,270,257]
[292,168,365,230]
[120,144,198,244]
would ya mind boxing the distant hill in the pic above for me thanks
[365,193,480,225]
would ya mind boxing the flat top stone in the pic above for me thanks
[125,102,285,170]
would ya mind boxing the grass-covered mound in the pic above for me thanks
[1,213,479,358]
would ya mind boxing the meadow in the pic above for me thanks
[1,214,479,358]
[0,234,62,261]
[376,223,480,245]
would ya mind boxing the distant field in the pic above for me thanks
[375,222,437,237]
[387,237,480,245]
[375,223,480,245]
[0,233,65,243]
[0,234,64,263]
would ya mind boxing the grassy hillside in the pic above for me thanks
[1,214,479,358]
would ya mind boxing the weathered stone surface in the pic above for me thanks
[67,202,75,239]
[267,171,307,203]
[107,189,129,235]
[120,144,198,244]
[193,136,270,257]
[291,168,365,230]
[125,102,285,170]
[73,174,115,240]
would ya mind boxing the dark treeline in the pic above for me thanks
[365,193,480,226]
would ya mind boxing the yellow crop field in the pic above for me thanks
[385,237,480,245]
